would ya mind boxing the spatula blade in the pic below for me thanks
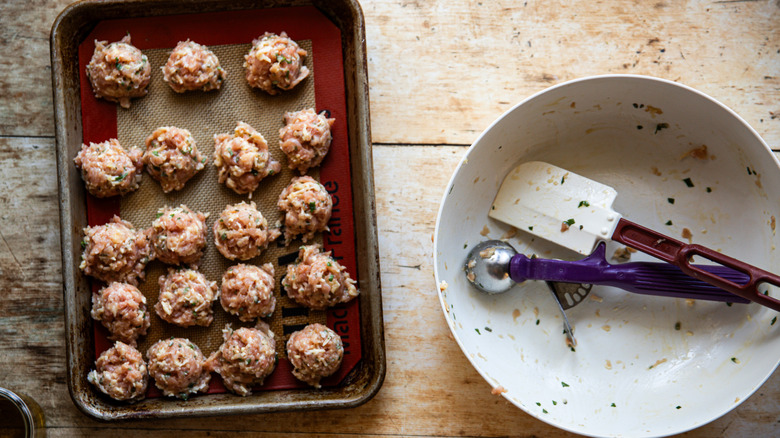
[489,161,622,255]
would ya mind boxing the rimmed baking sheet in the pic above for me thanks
[53,0,384,420]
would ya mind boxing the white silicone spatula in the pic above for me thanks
[488,161,780,311]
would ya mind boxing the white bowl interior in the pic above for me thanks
[434,75,780,438]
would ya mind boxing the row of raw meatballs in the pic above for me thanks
[87,32,308,108]
[89,321,343,402]
[89,240,357,343]
[74,110,334,198]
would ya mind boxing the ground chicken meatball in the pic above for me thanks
[213,122,281,196]
[143,126,206,193]
[279,108,335,174]
[151,204,208,267]
[278,175,333,244]
[80,216,154,286]
[213,201,281,261]
[205,322,277,396]
[284,244,359,310]
[86,35,151,108]
[154,268,218,327]
[162,40,226,93]
[244,32,310,95]
[286,323,344,388]
[87,341,148,402]
[146,338,211,399]
[90,282,150,346]
[220,263,276,321]
[73,139,144,198]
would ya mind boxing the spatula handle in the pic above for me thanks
[613,218,780,312]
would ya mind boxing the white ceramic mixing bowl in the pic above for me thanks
[433,75,780,438]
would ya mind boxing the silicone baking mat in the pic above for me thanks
[77,6,361,395]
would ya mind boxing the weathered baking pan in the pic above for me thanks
[51,0,384,420]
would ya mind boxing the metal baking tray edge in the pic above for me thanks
[50,0,385,420]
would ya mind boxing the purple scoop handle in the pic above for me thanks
[509,242,750,303]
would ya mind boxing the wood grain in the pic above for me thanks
[364,0,780,147]
[0,0,74,137]
[1,0,780,436]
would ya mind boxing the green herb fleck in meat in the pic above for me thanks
[113,170,128,182]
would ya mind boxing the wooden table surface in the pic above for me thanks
[1,0,779,436]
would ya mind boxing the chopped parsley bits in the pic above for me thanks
[528,226,534,231]
[683,177,694,187]
[731,357,740,364]
[113,171,128,182]
[578,200,590,208]
[676,406,682,410]
[542,409,548,414]
[706,187,712,193]
[309,201,316,212]
[667,198,675,204]
[611,403,616,407]
[665,220,673,226]
[564,218,575,226]
[484,326,492,332]
[772,316,777,326]
[674,321,681,331]
[475,328,481,335]
[654,122,669,133]
[561,382,570,387]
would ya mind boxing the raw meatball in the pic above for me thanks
[283,244,359,310]
[87,341,148,402]
[279,108,335,174]
[90,282,150,346]
[244,32,309,95]
[151,204,208,267]
[205,322,277,396]
[213,201,281,261]
[161,40,226,93]
[146,338,211,399]
[278,175,333,244]
[213,122,281,195]
[154,268,218,327]
[143,126,206,193]
[73,139,143,198]
[286,323,344,388]
[86,35,151,108]
[220,263,276,321]
[80,216,154,286]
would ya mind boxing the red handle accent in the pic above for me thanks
[612,218,780,312]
